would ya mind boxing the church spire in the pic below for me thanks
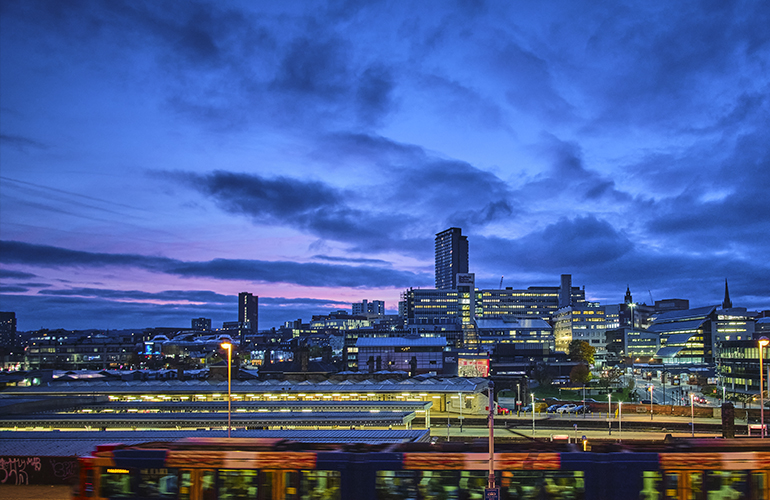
[624,285,633,305]
[722,279,732,309]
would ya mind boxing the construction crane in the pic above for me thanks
[500,276,504,289]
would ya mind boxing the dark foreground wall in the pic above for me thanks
[0,456,78,486]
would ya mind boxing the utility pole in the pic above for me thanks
[486,380,498,498]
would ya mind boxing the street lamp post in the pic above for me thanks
[221,342,232,438]
[608,393,612,436]
[531,394,535,436]
[459,392,463,432]
[517,383,521,417]
[690,393,695,437]
[649,386,654,420]
[759,337,769,438]
[619,401,622,441]
[487,381,496,491]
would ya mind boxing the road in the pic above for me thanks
[0,485,71,500]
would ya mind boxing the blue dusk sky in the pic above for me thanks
[1,1,769,331]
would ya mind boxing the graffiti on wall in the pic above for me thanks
[0,457,41,485]
[0,456,78,485]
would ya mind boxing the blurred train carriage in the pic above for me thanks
[73,437,769,500]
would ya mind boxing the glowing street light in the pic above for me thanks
[221,341,233,438]
[759,337,769,438]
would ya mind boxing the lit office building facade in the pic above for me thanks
[650,306,716,365]
[402,274,476,348]
[553,302,606,354]
[476,283,585,321]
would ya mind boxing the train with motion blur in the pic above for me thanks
[72,436,769,500]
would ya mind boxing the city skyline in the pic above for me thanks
[1,1,769,330]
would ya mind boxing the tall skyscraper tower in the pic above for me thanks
[238,292,258,334]
[435,227,468,289]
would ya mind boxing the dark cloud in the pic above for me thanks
[579,248,770,312]
[474,229,769,313]
[272,36,349,98]
[477,216,634,272]
[0,133,47,151]
[0,269,37,279]
[356,64,396,126]
[580,1,770,131]
[0,240,174,270]
[311,132,424,164]
[171,170,423,255]
[0,292,231,331]
[418,74,508,131]
[638,132,770,255]
[494,43,575,123]
[1,292,361,331]
[318,133,518,228]
[0,240,429,288]
[38,288,233,304]
[169,134,519,256]
[168,258,424,288]
[193,170,342,222]
[530,134,633,204]
[3,1,768,329]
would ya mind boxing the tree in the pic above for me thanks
[570,364,592,385]
[598,367,624,388]
[568,340,596,365]
[532,361,554,388]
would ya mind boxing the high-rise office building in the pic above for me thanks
[0,311,17,348]
[435,227,468,289]
[238,292,258,334]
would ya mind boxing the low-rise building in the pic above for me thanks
[716,338,770,401]
[475,317,554,352]
[25,333,138,370]
[356,336,446,375]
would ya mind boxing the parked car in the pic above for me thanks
[556,404,577,414]
[546,404,562,413]
[572,405,587,414]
